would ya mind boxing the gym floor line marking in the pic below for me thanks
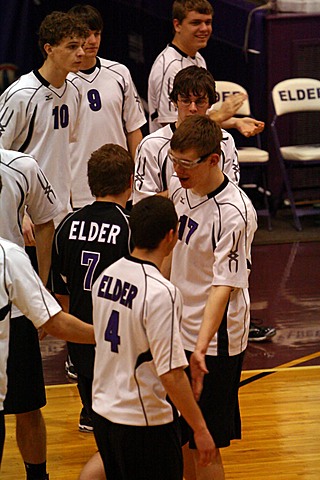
[240,351,320,387]
[47,352,320,390]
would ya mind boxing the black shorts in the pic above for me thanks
[0,411,4,464]
[3,316,46,414]
[181,350,245,449]
[93,412,183,480]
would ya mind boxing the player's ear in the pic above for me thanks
[165,228,178,250]
[43,43,53,56]
[208,153,220,167]
[173,18,181,33]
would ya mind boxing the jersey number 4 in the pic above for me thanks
[104,310,120,353]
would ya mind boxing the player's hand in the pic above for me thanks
[209,93,247,124]
[194,427,216,467]
[23,213,36,246]
[220,92,247,118]
[208,93,247,124]
[190,350,209,401]
[235,117,265,137]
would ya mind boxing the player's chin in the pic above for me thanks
[196,36,209,46]
[70,64,82,72]
[177,176,191,188]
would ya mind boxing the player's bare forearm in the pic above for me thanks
[55,293,70,313]
[127,128,143,159]
[160,367,215,466]
[43,311,95,344]
[221,117,265,137]
[195,285,232,355]
[23,212,36,247]
[191,286,232,398]
[34,219,55,284]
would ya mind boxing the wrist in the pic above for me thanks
[194,345,207,356]
[209,110,223,124]
[193,424,210,436]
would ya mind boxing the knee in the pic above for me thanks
[16,409,43,428]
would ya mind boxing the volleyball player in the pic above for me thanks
[0,233,94,470]
[50,144,134,479]
[67,5,146,209]
[0,148,63,480]
[91,195,215,480]
[133,65,239,204]
[0,11,88,223]
[165,115,257,480]
[148,0,264,136]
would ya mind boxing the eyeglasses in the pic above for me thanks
[177,96,209,108]
[168,150,212,169]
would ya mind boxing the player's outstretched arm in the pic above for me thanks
[209,93,246,124]
[43,311,95,344]
[160,367,216,467]
[221,117,265,137]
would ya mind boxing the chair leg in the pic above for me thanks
[277,158,302,231]
[282,168,302,231]
[260,166,272,231]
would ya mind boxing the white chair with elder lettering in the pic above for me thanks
[271,77,320,231]
[210,80,272,230]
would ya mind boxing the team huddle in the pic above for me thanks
[0,2,260,480]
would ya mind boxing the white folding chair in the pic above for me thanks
[211,80,272,230]
[271,78,320,231]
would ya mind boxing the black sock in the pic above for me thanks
[25,462,48,480]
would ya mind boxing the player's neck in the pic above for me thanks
[131,248,164,270]
[95,192,130,208]
[172,37,197,57]
[191,169,224,197]
[80,56,97,70]
[39,62,67,88]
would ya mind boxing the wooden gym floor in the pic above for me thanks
[2,240,320,479]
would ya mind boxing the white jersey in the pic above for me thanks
[148,44,206,132]
[92,255,188,426]
[169,174,257,357]
[0,148,62,248]
[133,123,240,204]
[0,70,81,221]
[0,237,61,410]
[68,57,146,208]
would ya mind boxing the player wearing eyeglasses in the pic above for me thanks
[164,114,257,480]
[133,65,239,204]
